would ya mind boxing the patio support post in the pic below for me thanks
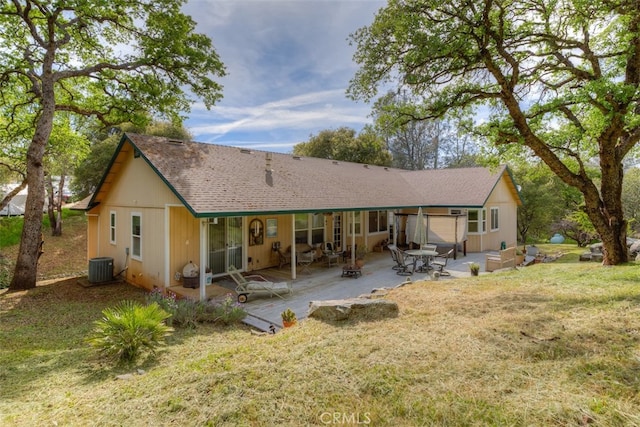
[351,211,356,265]
[291,213,297,280]
[199,219,207,301]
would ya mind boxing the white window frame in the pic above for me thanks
[467,208,486,235]
[490,207,499,231]
[109,211,116,245]
[347,211,362,236]
[368,210,388,234]
[131,212,142,261]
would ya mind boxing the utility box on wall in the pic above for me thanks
[88,257,113,283]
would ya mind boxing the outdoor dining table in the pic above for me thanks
[405,249,438,273]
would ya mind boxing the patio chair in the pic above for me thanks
[387,244,401,270]
[431,249,454,276]
[227,265,291,303]
[297,250,315,274]
[277,248,291,269]
[394,249,414,276]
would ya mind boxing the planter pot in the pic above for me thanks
[516,255,524,265]
[282,320,296,328]
[355,258,365,268]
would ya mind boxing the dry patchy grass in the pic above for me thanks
[2,257,640,426]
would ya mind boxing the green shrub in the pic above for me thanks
[207,293,247,325]
[145,290,246,327]
[86,301,173,363]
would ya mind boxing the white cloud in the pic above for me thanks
[181,0,385,151]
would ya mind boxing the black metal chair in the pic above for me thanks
[394,248,414,276]
[431,249,454,276]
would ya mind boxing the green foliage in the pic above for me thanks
[514,163,582,243]
[72,121,193,199]
[0,216,23,248]
[348,0,638,263]
[622,167,640,235]
[145,289,246,328]
[2,0,226,289]
[281,308,297,322]
[86,301,173,363]
[293,126,392,166]
[0,255,10,289]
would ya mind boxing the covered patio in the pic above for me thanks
[171,249,492,331]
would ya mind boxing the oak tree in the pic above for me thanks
[1,0,225,290]
[349,0,640,264]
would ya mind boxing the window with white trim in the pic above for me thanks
[110,211,116,244]
[368,210,388,233]
[490,207,499,231]
[131,213,142,260]
[347,211,362,235]
[468,208,486,234]
[311,214,324,244]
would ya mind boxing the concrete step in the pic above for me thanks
[242,313,280,333]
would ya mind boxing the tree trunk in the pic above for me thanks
[9,138,48,290]
[9,76,55,290]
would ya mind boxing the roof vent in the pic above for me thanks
[364,164,369,169]
[332,161,339,165]
[240,148,252,154]
[167,139,184,145]
[292,155,302,160]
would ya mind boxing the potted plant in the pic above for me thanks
[281,308,297,328]
[469,262,480,276]
[355,245,368,267]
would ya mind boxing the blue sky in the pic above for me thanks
[181,0,386,153]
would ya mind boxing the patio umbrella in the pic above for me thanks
[413,207,427,247]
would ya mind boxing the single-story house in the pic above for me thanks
[78,133,521,298]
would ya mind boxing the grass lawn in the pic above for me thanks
[1,246,640,426]
[1,217,640,426]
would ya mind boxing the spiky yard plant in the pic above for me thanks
[86,301,173,363]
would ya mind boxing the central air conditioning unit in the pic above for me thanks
[88,257,113,283]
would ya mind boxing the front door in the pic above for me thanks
[208,217,243,275]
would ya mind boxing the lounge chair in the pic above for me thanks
[227,265,291,303]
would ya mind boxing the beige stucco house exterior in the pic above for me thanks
[80,133,521,297]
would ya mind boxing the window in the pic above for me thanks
[131,213,141,260]
[347,211,362,235]
[368,210,388,233]
[468,208,486,234]
[294,213,308,243]
[311,214,324,244]
[490,207,499,231]
[109,211,116,244]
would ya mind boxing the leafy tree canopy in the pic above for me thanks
[293,126,392,166]
[1,0,225,290]
[348,0,640,264]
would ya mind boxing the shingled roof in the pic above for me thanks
[87,133,520,216]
